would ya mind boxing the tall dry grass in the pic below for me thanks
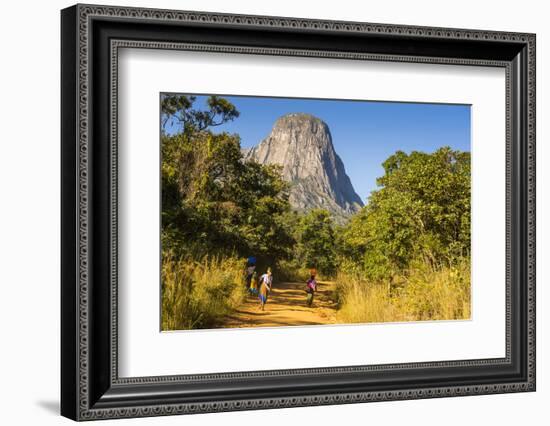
[161,254,246,330]
[335,258,471,324]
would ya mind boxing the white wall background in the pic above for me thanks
[0,0,546,424]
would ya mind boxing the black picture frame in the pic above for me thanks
[61,4,536,421]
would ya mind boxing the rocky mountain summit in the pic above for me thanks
[244,113,363,222]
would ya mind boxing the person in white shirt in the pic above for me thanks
[258,267,273,311]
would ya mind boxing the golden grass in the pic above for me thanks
[161,254,246,330]
[335,258,471,324]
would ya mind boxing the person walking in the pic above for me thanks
[305,274,317,307]
[258,267,273,311]
[248,271,259,296]
[244,257,256,290]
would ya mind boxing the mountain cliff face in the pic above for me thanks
[244,113,363,221]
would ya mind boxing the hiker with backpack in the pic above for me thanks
[258,267,273,311]
[305,273,317,307]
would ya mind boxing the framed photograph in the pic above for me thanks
[61,4,536,421]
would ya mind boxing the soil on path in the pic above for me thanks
[223,281,338,328]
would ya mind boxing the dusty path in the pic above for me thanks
[222,281,338,328]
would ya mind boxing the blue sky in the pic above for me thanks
[164,94,471,203]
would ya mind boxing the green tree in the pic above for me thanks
[160,94,294,264]
[296,209,337,276]
[161,94,239,132]
[340,147,470,281]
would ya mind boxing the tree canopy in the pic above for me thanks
[339,147,470,281]
[296,209,337,276]
[161,94,240,132]
[161,95,293,263]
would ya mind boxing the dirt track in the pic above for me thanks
[222,281,338,328]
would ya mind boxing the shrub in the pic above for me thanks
[335,257,470,324]
[276,259,313,283]
[161,253,246,330]
[335,275,400,323]
[402,258,471,321]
